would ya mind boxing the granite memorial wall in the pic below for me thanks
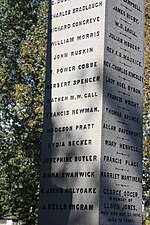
[39,0,144,224]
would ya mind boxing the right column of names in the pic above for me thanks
[100,0,144,224]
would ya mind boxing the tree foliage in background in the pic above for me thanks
[0,0,48,224]
[0,0,150,224]
[143,1,150,223]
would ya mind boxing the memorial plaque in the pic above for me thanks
[39,0,144,224]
